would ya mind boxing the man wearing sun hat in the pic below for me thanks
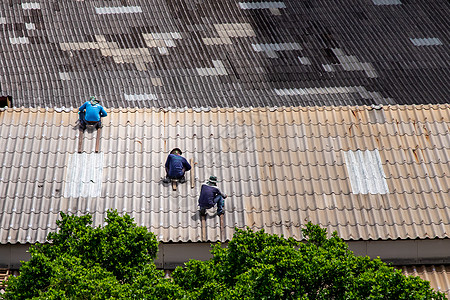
[78,96,107,130]
[198,175,227,216]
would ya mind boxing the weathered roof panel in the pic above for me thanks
[398,265,450,298]
[0,104,449,244]
[0,1,449,108]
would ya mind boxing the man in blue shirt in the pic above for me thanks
[163,148,192,183]
[78,96,107,130]
[198,176,227,216]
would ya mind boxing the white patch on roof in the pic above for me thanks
[59,34,153,71]
[0,17,6,24]
[331,48,378,78]
[64,153,104,198]
[25,23,36,30]
[372,0,401,5]
[203,23,255,45]
[252,43,302,58]
[344,149,389,195]
[410,38,443,46]
[239,2,286,9]
[124,93,158,101]
[9,37,30,44]
[95,6,143,14]
[252,43,301,52]
[273,86,395,103]
[142,32,182,56]
[21,2,41,9]
[150,32,182,40]
[298,56,311,65]
[59,72,71,80]
[196,60,228,76]
[322,64,335,72]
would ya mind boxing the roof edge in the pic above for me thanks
[1,103,449,113]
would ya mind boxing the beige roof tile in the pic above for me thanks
[0,105,449,243]
[398,265,450,297]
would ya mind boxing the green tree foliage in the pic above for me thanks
[6,212,444,299]
[5,210,181,300]
[172,223,445,300]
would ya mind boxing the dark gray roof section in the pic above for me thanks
[0,0,449,108]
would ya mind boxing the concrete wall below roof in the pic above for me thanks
[348,239,450,265]
[0,244,31,269]
[154,242,216,269]
[2,239,450,269]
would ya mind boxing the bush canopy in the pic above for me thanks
[5,210,445,299]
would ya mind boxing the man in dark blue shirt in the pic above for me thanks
[198,176,227,216]
[163,148,191,183]
[78,96,107,130]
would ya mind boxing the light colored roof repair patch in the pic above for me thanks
[64,153,104,198]
[344,149,389,195]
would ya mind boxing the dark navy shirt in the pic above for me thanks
[79,101,107,122]
[165,154,191,178]
[198,184,223,208]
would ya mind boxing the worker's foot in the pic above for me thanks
[79,124,86,130]
[162,177,170,184]
[96,123,102,129]
[179,176,186,184]
[200,208,206,216]
[217,210,224,216]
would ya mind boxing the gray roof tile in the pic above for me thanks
[0,1,449,108]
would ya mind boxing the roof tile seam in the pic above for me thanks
[3,190,449,199]
[3,174,448,184]
[3,161,450,168]
[3,204,449,213]
[245,207,450,213]
[2,121,449,127]
[4,132,448,139]
[0,226,240,232]
[1,146,448,155]
[3,104,450,113]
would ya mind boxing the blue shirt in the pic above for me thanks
[79,101,107,122]
[198,184,223,208]
[165,154,191,178]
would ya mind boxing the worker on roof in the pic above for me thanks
[78,96,107,130]
[198,176,227,216]
[163,148,191,184]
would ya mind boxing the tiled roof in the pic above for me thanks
[0,104,448,244]
[398,265,450,297]
[0,1,449,108]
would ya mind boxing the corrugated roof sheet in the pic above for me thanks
[0,1,449,108]
[0,104,449,244]
[398,265,450,298]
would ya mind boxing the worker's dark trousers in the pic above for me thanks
[79,111,101,129]
[200,195,224,215]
